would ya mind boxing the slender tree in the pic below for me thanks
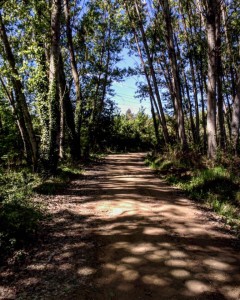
[42,0,61,173]
[0,12,38,168]
[201,0,219,158]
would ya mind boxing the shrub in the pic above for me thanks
[146,152,240,234]
[0,171,43,250]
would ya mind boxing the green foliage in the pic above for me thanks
[146,152,240,234]
[0,99,23,165]
[0,171,43,250]
[34,163,83,195]
[110,108,156,152]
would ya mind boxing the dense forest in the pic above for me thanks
[1,0,240,268]
[0,0,239,172]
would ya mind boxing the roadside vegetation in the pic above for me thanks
[0,108,153,260]
[1,0,240,265]
[0,162,86,262]
[146,150,240,236]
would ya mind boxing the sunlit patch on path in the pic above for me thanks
[1,153,239,299]
[87,153,240,300]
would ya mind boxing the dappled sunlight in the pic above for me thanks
[185,280,211,294]
[203,259,233,271]
[1,153,240,299]
[171,269,191,278]
[77,267,96,276]
[90,153,240,299]
[142,274,169,286]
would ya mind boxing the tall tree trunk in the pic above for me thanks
[0,78,29,158]
[0,13,38,169]
[231,72,240,154]
[58,53,81,160]
[221,3,240,153]
[223,91,232,140]
[59,81,65,160]
[183,71,196,143]
[197,66,207,152]
[202,0,218,159]
[150,95,161,148]
[216,11,225,149]
[43,0,61,173]
[132,22,163,148]
[129,1,170,144]
[64,0,82,159]
[158,0,187,149]
[180,2,200,143]
[221,2,236,102]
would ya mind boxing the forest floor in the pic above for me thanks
[1,153,240,300]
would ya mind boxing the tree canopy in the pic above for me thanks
[0,0,239,172]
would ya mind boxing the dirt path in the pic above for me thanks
[1,153,240,300]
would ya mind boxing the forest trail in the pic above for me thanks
[1,153,240,300]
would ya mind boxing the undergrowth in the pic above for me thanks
[0,170,43,253]
[145,151,240,235]
[35,162,83,195]
[0,163,83,257]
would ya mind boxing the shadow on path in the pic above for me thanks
[1,153,240,300]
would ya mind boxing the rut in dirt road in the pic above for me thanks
[1,153,240,300]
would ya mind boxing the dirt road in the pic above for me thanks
[1,153,240,299]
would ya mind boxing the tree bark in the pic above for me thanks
[64,0,82,159]
[231,72,240,154]
[150,95,161,148]
[158,0,188,149]
[180,2,200,143]
[0,13,38,169]
[202,0,218,159]
[130,1,170,144]
[129,11,164,148]
[216,10,225,149]
[43,0,61,173]
[0,77,29,157]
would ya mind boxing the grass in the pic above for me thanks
[0,170,43,252]
[34,162,83,195]
[0,162,83,256]
[145,152,240,235]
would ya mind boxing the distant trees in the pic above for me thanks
[112,108,156,152]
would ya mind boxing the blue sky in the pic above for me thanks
[111,48,151,115]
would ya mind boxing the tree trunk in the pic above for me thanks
[43,0,61,173]
[64,0,82,159]
[203,0,218,159]
[132,26,163,148]
[231,73,240,154]
[216,11,225,149]
[197,66,207,152]
[150,95,161,148]
[0,78,29,158]
[0,13,38,169]
[158,0,187,149]
[221,2,240,153]
[129,1,170,144]
[58,53,81,160]
[180,2,200,143]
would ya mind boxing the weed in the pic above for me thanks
[146,152,240,234]
[0,171,43,251]
[35,163,83,195]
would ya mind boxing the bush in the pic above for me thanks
[0,170,43,250]
[146,152,240,234]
